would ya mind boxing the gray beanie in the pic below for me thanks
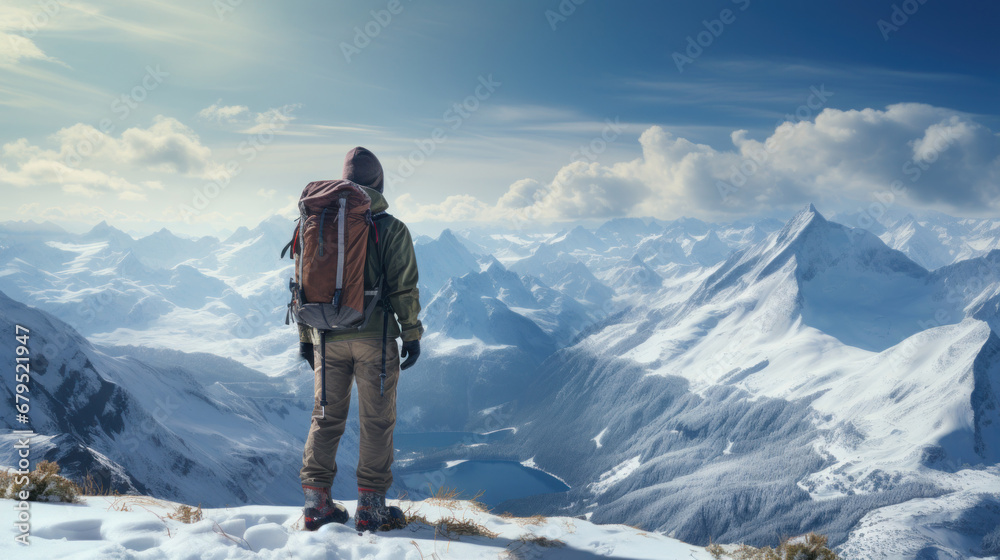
[342,146,384,193]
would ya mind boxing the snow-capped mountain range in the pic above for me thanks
[1,205,999,559]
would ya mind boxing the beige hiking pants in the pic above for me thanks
[300,338,400,492]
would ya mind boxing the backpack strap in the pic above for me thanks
[280,219,300,259]
[371,211,393,397]
[296,205,306,293]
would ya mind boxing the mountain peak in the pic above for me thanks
[688,229,732,266]
[775,204,828,244]
[86,220,119,235]
[223,226,252,244]
[481,255,509,276]
[438,228,462,245]
[798,203,823,221]
[550,225,606,252]
[259,215,291,227]
[144,227,180,240]
[82,220,134,246]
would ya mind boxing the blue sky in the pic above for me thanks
[2,0,998,236]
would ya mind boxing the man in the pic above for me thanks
[298,146,423,532]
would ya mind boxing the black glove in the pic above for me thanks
[299,342,315,369]
[400,340,420,371]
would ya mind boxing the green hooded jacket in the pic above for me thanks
[298,186,424,344]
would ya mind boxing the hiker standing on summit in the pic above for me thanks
[289,147,423,532]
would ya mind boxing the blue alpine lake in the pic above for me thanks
[394,429,569,507]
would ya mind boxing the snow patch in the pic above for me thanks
[589,456,642,495]
[593,427,608,449]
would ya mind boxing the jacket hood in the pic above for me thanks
[342,146,384,193]
[362,186,389,213]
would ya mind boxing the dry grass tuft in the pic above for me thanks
[438,517,500,539]
[0,461,81,503]
[708,543,727,559]
[78,473,124,497]
[503,534,566,559]
[425,487,489,512]
[168,504,203,524]
[404,508,498,540]
[512,514,547,526]
[105,495,168,513]
[708,533,839,560]
[519,535,565,547]
[405,511,432,526]
[432,486,462,500]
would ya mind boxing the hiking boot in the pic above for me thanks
[355,487,406,532]
[303,485,349,531]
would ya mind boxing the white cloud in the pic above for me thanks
[395,103,1000,223]
[0,3,61,66]
[62,183,100,198]
[118,191,147,201]
[240,104,301,135]
[395,193,489,222]
[0,31,53,65]
[114,116,218,175]
[0,116,224,198]
[198,101,249,123]
[497,179,545,209]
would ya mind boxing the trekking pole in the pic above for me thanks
[314,330,327,419]
[380,301,389,397]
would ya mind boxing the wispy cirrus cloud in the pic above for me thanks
[197,101,249,123]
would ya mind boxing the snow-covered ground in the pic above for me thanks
[0,496,711,560]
